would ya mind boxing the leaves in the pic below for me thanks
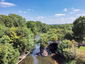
[0,43,20,64]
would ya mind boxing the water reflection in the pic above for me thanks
[19,55,34,64]
[19,35,52,64]
[36,56,52,64]
[19,43,52,64]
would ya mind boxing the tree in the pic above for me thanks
[42,23,48,33]
[72,16,85,42]
[0,24,9,38]
[76,48,85,64]
[7,27,34,52]
[26,21,38,35]
[0,15,14,27]
[8,14,26,27]
[35,21,43,32]
[0,43,19,64]
[57,40,77,64]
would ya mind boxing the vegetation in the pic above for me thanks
[57,40,77,64]
[0,14,35,64]
[0,13,85,64]
[37,16,85,64]
[72,16,85,42]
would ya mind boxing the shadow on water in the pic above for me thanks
[50,54,63,64]
[19,35,63,64]
[19,54,34,64]
[19,43,52,64]
[19,35,52,64]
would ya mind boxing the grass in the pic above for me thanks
[78,46,85,51]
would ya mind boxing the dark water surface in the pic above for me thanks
[19,35,52,64]
[19,43,52,64]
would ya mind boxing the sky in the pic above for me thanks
[0,0,85,24]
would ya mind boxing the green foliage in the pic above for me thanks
[72,16,85,42]
[39,31,58,44]
[42,23,49,33]
[0,15,14,27]
[22,27,34,50]
[8,13,26,27]
[76,50,85,64]
[50,25,58,29]
[39,33,49,44]
[1,13,85,64]
[64,32,73,40]
[40,43,47,49]
[57,34,64,40]
[7,27,34,52]
[0,43,20,64]
[35,21,43,32]
[26,21,38,35]
[78,46,85,51]
[58,23,73,30]
[57,40,72,53]
[48,34,58,42]
[0,35,10,44]
[0,24,9,38]
[48,29,65,40]
[57,40,78,64]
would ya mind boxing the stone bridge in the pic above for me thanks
[46,40,61,53]
[41,40,61,56]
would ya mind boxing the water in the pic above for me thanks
[19,35,52,64]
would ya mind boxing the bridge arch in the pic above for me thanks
[46,43,58,53]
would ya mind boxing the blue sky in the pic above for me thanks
[0,0,85,24]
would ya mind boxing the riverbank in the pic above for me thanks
[49,53,63,64]
[16,52,30,64]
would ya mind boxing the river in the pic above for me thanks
[19,34,52,64]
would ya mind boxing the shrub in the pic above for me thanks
[76,50,85,64]
[57,40,78,64]
[0,43,20,64]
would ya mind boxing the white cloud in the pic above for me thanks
[70,12,73,14]
[24,12,26,13]
[74,9,80,12]
[30,17,33,19]
[28,9,30,10]
[69,7,80,14]
[37,16,44,19]
[55,14,66,17]
[77,14,81,16]
[63,8,67,11]
[0,2,16,7]
[82,14,85,15]
[53,17,76,24]
[82,10,84,12]
[72,7,80,12]
[32,10,34,11]
[18,11,22,13]
[69,17,76,20]
[59,17,76,21]
[2,0,5,2]
[28,9,34,11]
[77,14,85,16]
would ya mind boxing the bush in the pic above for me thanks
[40,43,47,49]
[7,27,34,52]
[76,50,85,64]
[49,35,58,42]
[57,40,78,64]
[0,43,20,64]
[57,40,72,53]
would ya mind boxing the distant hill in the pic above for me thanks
[47,24,62,25]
